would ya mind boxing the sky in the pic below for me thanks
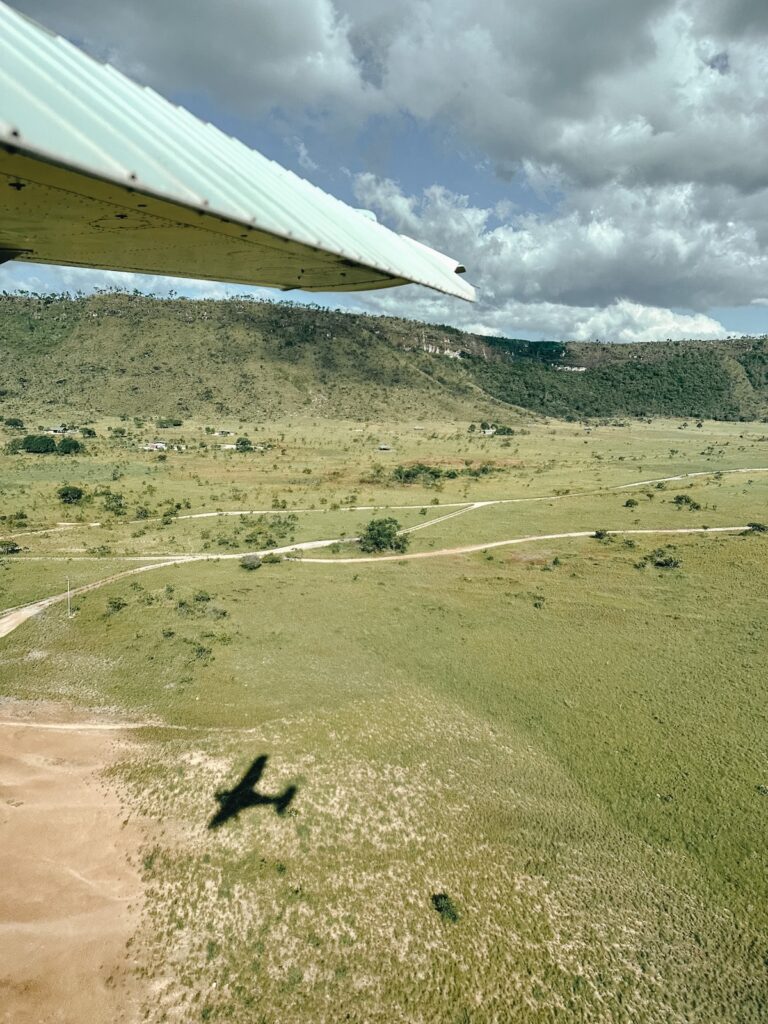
[4,0,768,342]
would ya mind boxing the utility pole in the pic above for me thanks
[66,576,72,618]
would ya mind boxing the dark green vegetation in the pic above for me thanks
[358,516,409,553]
[2,293,768,421]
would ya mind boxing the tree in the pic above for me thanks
[22,434,56,454]
[624,498,638,508]
[359,517,409,553]
[57,437,83,455]
[235,436,253,452]
[4,417,24,429]
[57,485,84,504]
[81,427,96,437]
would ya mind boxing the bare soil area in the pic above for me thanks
[0,700,143,1024]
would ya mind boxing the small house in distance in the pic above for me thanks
[143,441,167,451]
[377,443,393,451]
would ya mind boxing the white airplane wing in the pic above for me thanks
[0,2,475,300]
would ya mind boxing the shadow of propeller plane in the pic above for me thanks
[208,754,298,830]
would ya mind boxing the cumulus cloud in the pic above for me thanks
[354,173,768,310]
[352,174,732,340]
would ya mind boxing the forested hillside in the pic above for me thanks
[1,293,766,421]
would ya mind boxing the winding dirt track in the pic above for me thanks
[297,525,749,563]
[4,466,767,542]
[0,524,750,639]
[1,466,764,640]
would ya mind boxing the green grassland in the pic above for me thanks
[1,406,768,1023]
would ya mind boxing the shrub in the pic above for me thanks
[0,540,21,555]
[57,485,84,504]
[359,517,409,553]
[746,522,767,533]
[21,434,56,454]
[4,417,24,429]
[57,437,83,455]
[673,494,701,511]
[431,893,460,923]
[240,554,262,570]
[593,529,611,540]
[624,498,638,508]
[106,596,127,613]
[235,436,253,452]
[81,427,96,438]
[261,552,282,564]
[103,491,126,515]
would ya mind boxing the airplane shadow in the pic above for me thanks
[208,754,298,830]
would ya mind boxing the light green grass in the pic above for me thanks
[1,414,767,1023]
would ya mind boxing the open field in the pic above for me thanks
[1,414,767,1023]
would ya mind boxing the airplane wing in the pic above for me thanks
[0,2,475,301]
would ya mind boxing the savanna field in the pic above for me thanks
[1,399,767,1023]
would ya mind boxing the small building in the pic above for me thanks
[143,441,167,451]
[220,443,238,450]
[377,443,393,451]
[482,427,496,436]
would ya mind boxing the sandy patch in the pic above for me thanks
[0,701,143,1024]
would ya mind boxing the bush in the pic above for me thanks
[81,427,96,438]
[261,552,282,564]
[624,498,638,508]
[235,436,253,452]
[746,522,768,533]
[0,540,21,555]
[103,491,126,515]
[673,494,701,511]
[593,529,611,540]
[240,554,262,570]
[57,437,83,455]
[359,517,409,553]
[4,417,24,429]
[57,485,84,504]
[431,893,460,923]
[21,434,56,454]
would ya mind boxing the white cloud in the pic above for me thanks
[351,175,732,340]
[356,287,726,343]
[354,173,768,310]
